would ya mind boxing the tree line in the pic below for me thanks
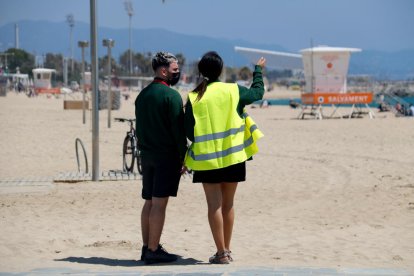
[2,47,294,86]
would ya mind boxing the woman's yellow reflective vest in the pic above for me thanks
[185,82,263,171]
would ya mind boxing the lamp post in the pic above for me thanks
[0,52,14,74]
[90,0,99,181]
[103,38,115,128]
[66,14,75,83]
[124,0,133,91]
[78,40,89,124]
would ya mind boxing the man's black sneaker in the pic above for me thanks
[144,245,178,265]
[140,244,162,261]
[140,245,148,261]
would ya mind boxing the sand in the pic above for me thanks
[0,90,413,273]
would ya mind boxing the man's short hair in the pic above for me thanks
[152,52,178,71]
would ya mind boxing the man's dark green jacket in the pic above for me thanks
[135,78,187,161]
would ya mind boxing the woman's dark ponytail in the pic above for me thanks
[193,76,210,102]
[192,51,223,102]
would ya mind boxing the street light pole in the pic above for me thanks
[129,15,132,86]
[124,1,133,92]
[90,0,99,181]
[78,40,89,124]
[103,39,115,128]
[66,14,75,83]
[0,53,14,73]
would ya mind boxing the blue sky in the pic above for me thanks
[1,0,413,52]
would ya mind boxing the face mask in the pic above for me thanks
[167,71,180,86]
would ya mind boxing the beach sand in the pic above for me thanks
[0,91,413,273]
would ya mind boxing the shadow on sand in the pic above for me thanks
[55,255,205,267]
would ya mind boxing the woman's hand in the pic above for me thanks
[256,57,266,68]
[180,165,188,175]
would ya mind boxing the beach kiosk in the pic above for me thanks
[32,68,60,94]
[298,46,374,119]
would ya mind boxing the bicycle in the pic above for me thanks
[114,117,142,174]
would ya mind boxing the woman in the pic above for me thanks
[184,51,266,264]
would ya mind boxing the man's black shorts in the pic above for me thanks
[141,155,181,200]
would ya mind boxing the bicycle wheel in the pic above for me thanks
[123,136,135,172]
[136,144,142,175]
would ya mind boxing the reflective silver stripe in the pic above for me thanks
[189,126,258,162]
[244,112,258,140]
[189,111,259,162]
[194,125,245,143]
[244,125,260,148]
[249,124,258,134]
[188,143,245,161]
[244,136,254,148]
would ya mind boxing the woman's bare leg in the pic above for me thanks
[221,182,237,251]
[203,183,226,254]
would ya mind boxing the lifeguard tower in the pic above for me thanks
[298,46,374,119]
[234,45,375,119]
[32,68,60,94]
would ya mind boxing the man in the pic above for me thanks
[135,52,187,264]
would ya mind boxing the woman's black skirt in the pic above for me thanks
[192,161,246,183]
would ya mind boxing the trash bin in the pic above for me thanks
[98,89,121,110]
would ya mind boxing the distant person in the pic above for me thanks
[260,99,269,108]
[395,103,402,114]
[17,81,24,93]
[27,88,35,98]
[184,51,265,264]
[135,52,187,265]
[409,104,414,116]
[378,102,389,112]
[402,104,411,116]
[289,99,300,109]
[113,76,120,88]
